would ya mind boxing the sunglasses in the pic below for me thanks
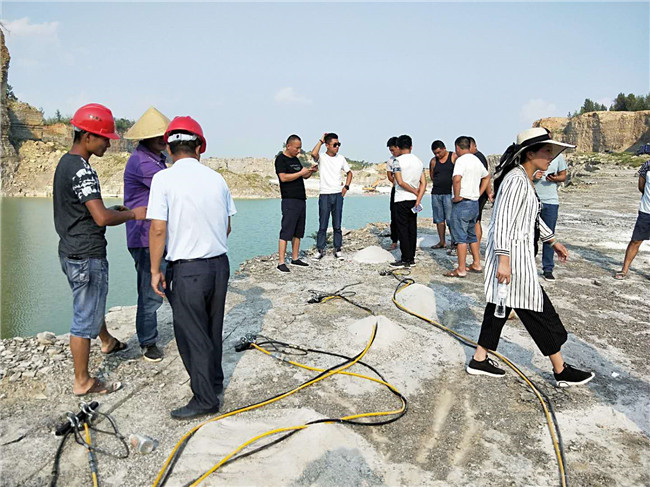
[332,142,341,148]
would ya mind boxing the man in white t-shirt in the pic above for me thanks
[615,160,650,279]
[445,136,489,278]
[311,132,353,260]
[390,135,427,268]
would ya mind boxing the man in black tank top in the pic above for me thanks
[469,137,494,249]
[429,140,456,248]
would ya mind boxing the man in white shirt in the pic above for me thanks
[148,116,236,420]
[390,135,427,268]
[311,132,353,260]
[615,160,650,279]
[445,136,490,278]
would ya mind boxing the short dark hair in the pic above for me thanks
[455,136,471,150]
[468,136,476,145]
[387,136,398,148]
[397,135,412,150]
[168,130,201,156]
[73,130,86,143]
[324,133,338,144]
[286,134,301,145]
[431,140,446,152]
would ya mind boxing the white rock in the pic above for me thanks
[37,332,56,345]
[417,234,440,248]
[352,246,395,264]
[393,283,439,322]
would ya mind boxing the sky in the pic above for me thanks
[1,1,648,161]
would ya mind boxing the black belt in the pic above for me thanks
[170,254,226,266]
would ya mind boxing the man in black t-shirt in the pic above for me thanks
[275,134,317,272]
[469,137,493,250]
[53,103,147,396]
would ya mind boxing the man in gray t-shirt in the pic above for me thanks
[533,153,568,281]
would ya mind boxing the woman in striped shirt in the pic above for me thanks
[466,128,594,387]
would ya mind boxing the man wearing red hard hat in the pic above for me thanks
[148,116,236,419]
[53,103,147,396]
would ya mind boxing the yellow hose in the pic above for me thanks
[84,423,99,487]
[392,280,566,487]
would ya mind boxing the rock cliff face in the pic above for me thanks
[1,29,19,191]
[534,110,650,153]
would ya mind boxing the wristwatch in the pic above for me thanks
[344,185,350,190]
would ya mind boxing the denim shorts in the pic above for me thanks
[60,256,109,339]
[431,194,452,224]
[632,211,650,241]
[450,199,479,244]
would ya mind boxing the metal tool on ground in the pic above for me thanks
[50,401,129,487]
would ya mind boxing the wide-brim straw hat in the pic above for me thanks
[511,127,575,162]
[123,106,170,140]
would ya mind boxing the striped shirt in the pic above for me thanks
[484,165,554,312]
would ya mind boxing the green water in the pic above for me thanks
[0,196,434,338]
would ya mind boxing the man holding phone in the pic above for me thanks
[534,152,568,281]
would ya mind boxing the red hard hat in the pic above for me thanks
[70,103,120,140]
[164,116,207,154]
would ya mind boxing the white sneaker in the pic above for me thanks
[334,251,344,260]
[313,251,325,260]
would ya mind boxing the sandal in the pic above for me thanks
[443,269,466,278]
[74,378,122,396]
[468,266,483,273]
[613,272,627,280]
[102,339,127,355]
[431,242,446,249]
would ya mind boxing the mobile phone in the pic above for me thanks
[411,204,423,214]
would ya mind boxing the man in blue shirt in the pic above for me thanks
[533,152,568,280]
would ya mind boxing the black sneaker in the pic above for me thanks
[389,260,409,268]
[407,260,416,268]
[277,263,290,273]
[543,271,555,281]
[466,357,505,377]
[554,363,594,388]
[143,344,163,363]
[291,259,309,267]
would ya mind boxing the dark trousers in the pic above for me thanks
[165,255,230,410]
[477,288,568,356]
[317,193,344,251]
[394,200,418,263]
[129,248,165,347]
[390,187,398,243]
[540,204,559,272]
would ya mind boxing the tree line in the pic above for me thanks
[569,92,650,117]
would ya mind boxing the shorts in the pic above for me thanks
[60,256,109,339]
[431,194,452,224]
[450,199,479,244]
[477,195,488,222]
[280,198,306,241]
[631,211,650,241]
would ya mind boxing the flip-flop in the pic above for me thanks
[74,378,122,396]
[468,267,483,273]
[102,339,127,355]
[613,272,627,280]
[443,270,466,278]
[431,243,446,249]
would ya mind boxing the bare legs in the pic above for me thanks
[617,240,643,277]
[436,223,447,247]
[278,238,302,265]
[71,320,117,394]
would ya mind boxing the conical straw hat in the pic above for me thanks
[124,106,171,140]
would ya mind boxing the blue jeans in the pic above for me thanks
[450,199,479,244]
[540,204,559,272]
[317,193,344,251]
[431,194,452,224]
[129,248,166,347]
[60,256,109,339]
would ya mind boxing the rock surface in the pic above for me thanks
[1,165,649,486]
[535,111,650,153]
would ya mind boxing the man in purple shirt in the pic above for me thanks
[123,107,170,362]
